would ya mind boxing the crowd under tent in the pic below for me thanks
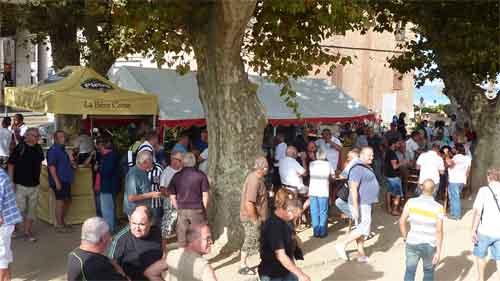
[4,66,158,224]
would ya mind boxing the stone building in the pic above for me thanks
[313,28,414,122]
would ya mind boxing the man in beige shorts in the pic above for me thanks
[8,128,44,242]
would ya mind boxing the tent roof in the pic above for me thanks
[109,66,373,127]
[5,66,158,115]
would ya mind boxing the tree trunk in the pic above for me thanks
[48,18,80,70]
[188,0,266,253]
[441,71,500,194]
[468,92,500,194]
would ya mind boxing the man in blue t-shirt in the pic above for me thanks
[47,130,75,233]
[336,146,380,263]
[171,133,189,155]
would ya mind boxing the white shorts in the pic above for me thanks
[0,225,14,269]
[350,204,372,237]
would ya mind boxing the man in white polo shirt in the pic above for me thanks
[278,145,306,193]
[405,131,422,161]
[272,133,287,190]
[416,142,444,196]
[315,128,342,171]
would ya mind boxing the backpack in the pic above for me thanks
[336,163,373,202]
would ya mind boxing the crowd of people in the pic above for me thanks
[0,112,497,281]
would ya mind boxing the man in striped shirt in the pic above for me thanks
[149,162,164,225]
[400,179,444,281]
[0,169,22,280]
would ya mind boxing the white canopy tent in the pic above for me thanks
[108,66,374,127]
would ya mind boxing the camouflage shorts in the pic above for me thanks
[0,157,8,169]
[161,201,178,239]
[241,221,261,255]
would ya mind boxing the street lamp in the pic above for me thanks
[419,97,424,116]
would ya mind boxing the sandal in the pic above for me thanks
[237,266,256,275]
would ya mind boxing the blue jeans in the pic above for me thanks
[404,243,436,281]
[100,193,116,233]
[335,197,351,218]
[448,182,464,219]
[310,196,329,237]
[260,273,298,281]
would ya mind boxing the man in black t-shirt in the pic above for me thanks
[108,206,164,281]
[7,128,44,242]
[67,217,127,281]
[259,195,310,281]
[384,138,408,216]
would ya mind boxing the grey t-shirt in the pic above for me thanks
[348,159,380,205]
[124,166,152,216]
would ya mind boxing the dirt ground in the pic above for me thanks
[11,199,500,281]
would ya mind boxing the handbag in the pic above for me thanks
[336,163,372,202]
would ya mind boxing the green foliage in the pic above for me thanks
[0,0,116,74]
[370,1,499,88]
[107,0,370,116]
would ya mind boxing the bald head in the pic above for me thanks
[359,147,374,165]
[185,224,212,255]
[421,179,436,195]
[286,145,298,158]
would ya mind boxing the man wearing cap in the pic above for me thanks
[416,142,445,197]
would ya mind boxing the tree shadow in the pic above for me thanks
[435,250,473,281]
[301,218,351,254]
[485,259,499,281]
[212,254,240,270]
[354,206,402,256]
[322,261,384,280]
[301,205,402,259]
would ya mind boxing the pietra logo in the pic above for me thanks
[81,79,113,91]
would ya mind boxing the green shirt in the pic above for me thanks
[124,166,151,216]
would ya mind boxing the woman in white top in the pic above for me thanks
[446,143,471,219]
[309,148,334,238]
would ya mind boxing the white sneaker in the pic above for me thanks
[335,244,348,261]
[358,256,370,263]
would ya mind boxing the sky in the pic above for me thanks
[413,79,450,106]
[413,75,500,106]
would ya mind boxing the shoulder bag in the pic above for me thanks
[336,163,372,202]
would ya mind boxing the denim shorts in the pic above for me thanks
[473,233,500,260]
[386,177,403,197]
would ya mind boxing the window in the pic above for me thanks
[393,71,403,91]
[331,64,344,89]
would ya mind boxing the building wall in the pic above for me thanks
[312,29,414,122]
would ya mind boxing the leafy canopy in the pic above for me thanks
[108,0,371,113]
[370,1,499,87]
